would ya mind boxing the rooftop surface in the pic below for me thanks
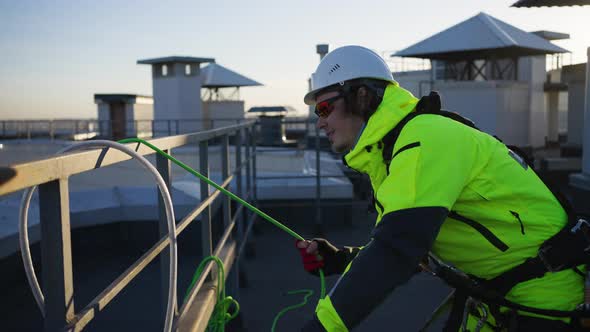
[0,141,353,259]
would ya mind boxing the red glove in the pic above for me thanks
[296,239,326,274]
[296,238,360,276]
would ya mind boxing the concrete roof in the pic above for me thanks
[531,30,570,41]
[248,106,295,113]
[512,0,590,7]
[393,12,568,60]
[137,56,215,65]
[94,94,152,103]
[200,63,263,88]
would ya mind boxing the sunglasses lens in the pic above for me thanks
[315,102,330,117]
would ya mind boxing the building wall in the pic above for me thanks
[202,101,245,129]
[433,80,530,146]
[151,63,202,133]
[519,56,547,148]
[125,102,153,137]
[97,103,111,136]
[562,63,587,146]
[434,81,499,134]
[152,63,202,134]
[393,70,431,97]
[559,91,568,135]
[496,83,530,146]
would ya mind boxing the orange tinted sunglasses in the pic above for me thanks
[314,95,344,118]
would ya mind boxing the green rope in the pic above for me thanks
[117,138,327,330]
[271,290,314,332]
[118,138,304,241]
[184,256,240,332]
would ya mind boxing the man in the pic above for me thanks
[296,45,583,331]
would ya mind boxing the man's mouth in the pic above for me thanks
[327,131,334,141]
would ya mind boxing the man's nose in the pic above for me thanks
[316,117,325,130]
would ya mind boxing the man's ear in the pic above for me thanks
[356,86,368,98]
[355,86,371,112]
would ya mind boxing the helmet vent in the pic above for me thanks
[328,63,341,74]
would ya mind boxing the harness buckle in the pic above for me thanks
[461,298,488,332]
[538,245,565,272]
[571,218,590,235]
[571,217,590,251]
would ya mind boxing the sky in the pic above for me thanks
[0,0,589,120]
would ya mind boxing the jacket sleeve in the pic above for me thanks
[311,207,448,331]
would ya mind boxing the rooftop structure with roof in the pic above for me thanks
[136,56,263,132]
[137,55,216,133]
[391,12,570,150]
[94,93,154,139]
[394,12,567,61]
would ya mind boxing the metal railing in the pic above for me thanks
[0,119,251,140]
[0,121,258,332]
[0,117,311,141]
[0,119,98,140]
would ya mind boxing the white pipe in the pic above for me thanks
[18,140,177,332]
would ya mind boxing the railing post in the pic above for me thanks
[234,128,245,290]
[235,129,243,234]
[221,133,239,297]
[39,178,75,331]
[243,126,255,258]
[251,124,258,205]
[156,150,177,315]
[315,123,322,235]
[221,135,231,228]
[245,127,251,203]
[199,140,212,260]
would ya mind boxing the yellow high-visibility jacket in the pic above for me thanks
[315,83,582,332]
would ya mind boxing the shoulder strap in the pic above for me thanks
[381,91,440,170]
[381,91,479,172]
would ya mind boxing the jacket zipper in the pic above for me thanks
[448,211,509,252]
[510,211,525,235]
[374,195,384,214]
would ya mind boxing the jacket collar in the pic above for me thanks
[343,83,419,174]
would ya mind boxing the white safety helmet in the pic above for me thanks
[304,45,396,105]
